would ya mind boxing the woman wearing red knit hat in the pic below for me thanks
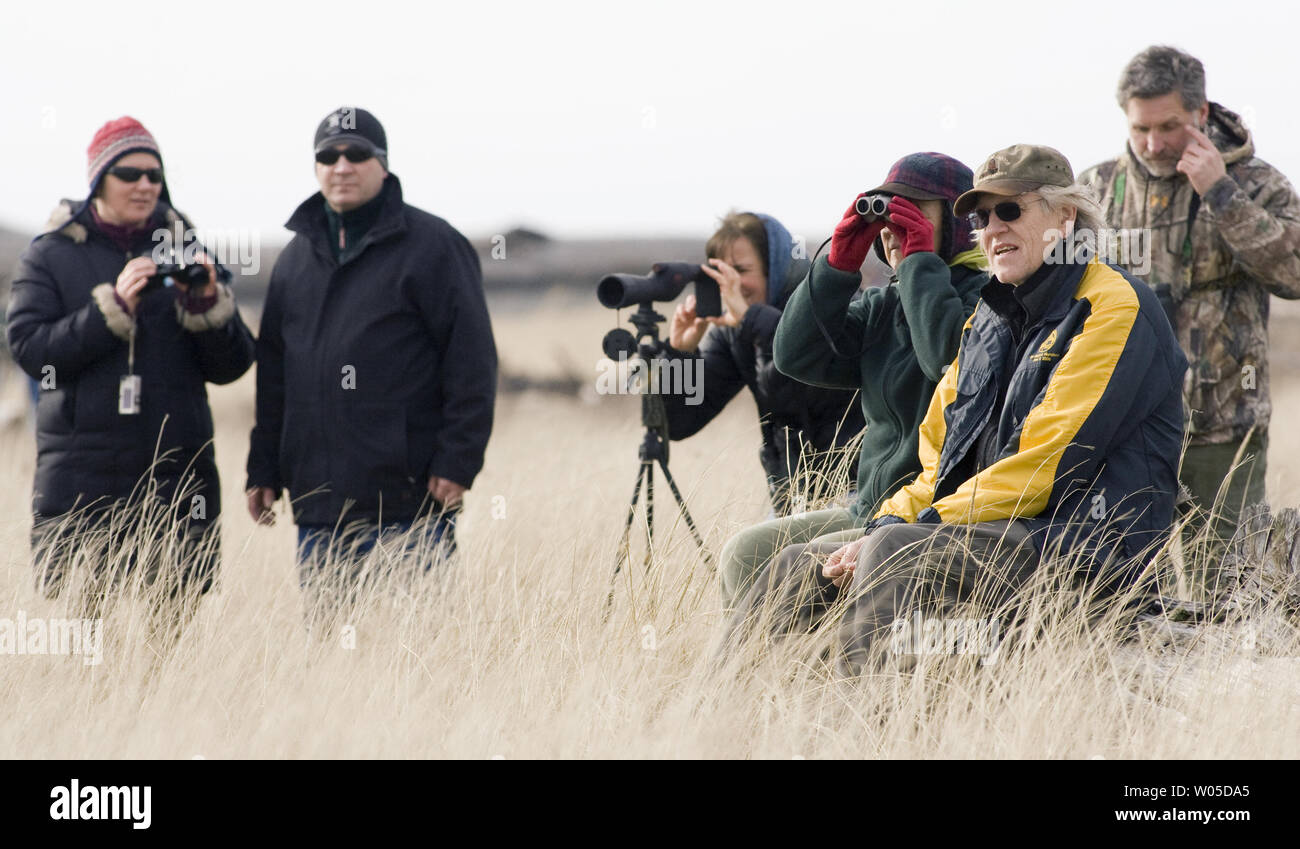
[6,116,255,648]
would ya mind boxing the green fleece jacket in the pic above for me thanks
[774,251,987,520]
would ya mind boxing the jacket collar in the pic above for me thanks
[980,258,1088,328]
[36,197,184,247]
[285,173,407,262]
[1206,101,1254,166]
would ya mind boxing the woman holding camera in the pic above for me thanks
[6,116,255,637]
[660,212,866,518]
[714,153,987,607]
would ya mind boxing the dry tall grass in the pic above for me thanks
[1,295,1298,759]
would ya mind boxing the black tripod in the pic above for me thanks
[604,303,711,607]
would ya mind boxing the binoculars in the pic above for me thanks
[145,262,209,293]
[854,193,891,221]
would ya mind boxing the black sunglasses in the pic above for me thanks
[315,146,376,165]
[107,166,164,184]
[967,198,1040,229]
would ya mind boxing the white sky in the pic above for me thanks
[3,0,1297,242]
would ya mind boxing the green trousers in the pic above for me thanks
[1179,429,1267,594]
[717,508,865,609]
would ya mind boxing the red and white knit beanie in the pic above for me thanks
[86,116,164,197]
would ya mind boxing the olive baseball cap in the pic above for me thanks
[953,144,1074,217]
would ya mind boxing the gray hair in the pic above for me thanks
[1036,183,1105,239]
[1116,45,1206,111]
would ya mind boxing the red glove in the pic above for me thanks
[827,194,887,272]
[884,196,936,260]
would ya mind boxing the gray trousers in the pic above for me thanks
[717,507,863,609]
[718,519,1040,677]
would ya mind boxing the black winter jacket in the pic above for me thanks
[246,175,497,525]
[6,200,255,520]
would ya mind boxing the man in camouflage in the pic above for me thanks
[1081,45,1300,576]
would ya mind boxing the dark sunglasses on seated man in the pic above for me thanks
[966,195,1044,229]
[107,165,164,184]
[314,145,381,165]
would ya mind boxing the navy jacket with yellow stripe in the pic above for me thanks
[875,257,1187,585]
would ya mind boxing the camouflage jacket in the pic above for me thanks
[1080,102,1300,446]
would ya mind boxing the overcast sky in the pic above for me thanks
[3,0,1297,243]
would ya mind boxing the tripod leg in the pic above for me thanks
[657,456,713,565]
[612,462,647,583]
[644,462,655,568]
[607,462,651,616]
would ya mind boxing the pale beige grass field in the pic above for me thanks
[1,294,1298,758]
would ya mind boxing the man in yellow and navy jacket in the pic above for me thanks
[720,145,1188,677]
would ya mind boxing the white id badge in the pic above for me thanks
[118,375,142,415]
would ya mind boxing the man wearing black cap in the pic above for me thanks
[246,107,497,629]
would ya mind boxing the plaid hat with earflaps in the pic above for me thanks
[868,152,976,263]
[868,152,973,203]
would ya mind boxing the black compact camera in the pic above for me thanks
[143,262,208,294]
[854,193,892,221]
[597,261,722,317]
